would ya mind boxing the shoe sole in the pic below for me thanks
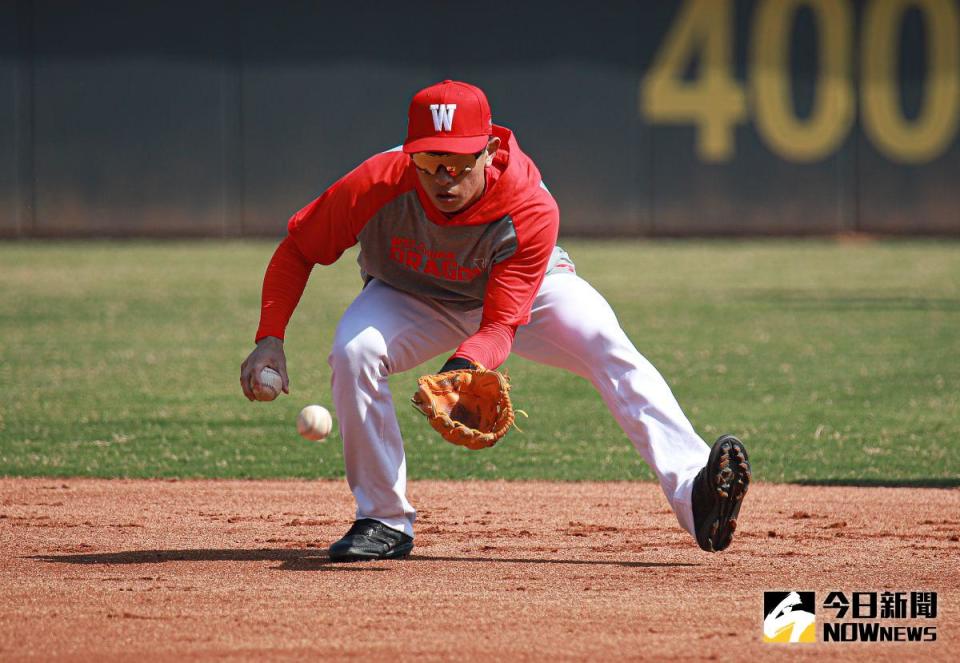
[328,541,414,563]
[697,435,751,552]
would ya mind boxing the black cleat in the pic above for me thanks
[692,434,751,552]
[328,518,414,562]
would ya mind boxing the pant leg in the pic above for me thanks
[512,273,710,536]
[329,280,473,537]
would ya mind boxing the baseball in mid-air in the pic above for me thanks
[297,405,333,441]
[253,367,283,401]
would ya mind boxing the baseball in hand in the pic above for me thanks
[297,405,333,441]
[253,367,283,402]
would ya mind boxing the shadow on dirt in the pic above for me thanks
[31,548,327,564]
[792,479,960,488]
[29,549,698,571]
[279,554,699,571]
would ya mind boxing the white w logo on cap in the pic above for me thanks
[429,104,456,132]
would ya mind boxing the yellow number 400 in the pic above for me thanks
[640,0,960,164]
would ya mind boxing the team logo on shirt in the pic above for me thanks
[390,236,484,282]
[430,104,456,132]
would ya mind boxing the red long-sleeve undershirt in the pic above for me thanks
[255,236,313,342]
[450,319,516,370]
[255,236,516,369]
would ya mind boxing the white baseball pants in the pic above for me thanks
[328,273,711,539]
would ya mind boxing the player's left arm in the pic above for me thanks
[445,198,559,371]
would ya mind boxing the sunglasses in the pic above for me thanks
[411,150,485,177]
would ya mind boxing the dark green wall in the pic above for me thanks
[1,0,957,237]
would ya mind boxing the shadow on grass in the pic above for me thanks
[739,290,960,311]
[792,478,960,488]
[30,549,696,570]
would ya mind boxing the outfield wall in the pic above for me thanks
[1,0,958,238]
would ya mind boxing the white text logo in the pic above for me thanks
[430,104,456,132]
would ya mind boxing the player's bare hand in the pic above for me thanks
[240,336,290,401]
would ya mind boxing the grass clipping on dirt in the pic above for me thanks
[0,239,957,484]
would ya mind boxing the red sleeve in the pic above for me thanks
[449,194,559,368]
[481,197,559,327]
[451,319,517,370]
[255,236,314,343]
[287,152,413,265]
[257,152,412,342]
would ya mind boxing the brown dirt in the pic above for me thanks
[1,479,958,661]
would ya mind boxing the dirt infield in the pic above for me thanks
[1,479,957,661]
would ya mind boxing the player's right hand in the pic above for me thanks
[240,336,290,401]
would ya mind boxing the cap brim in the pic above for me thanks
[402,134,489,154]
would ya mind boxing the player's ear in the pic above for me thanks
[485,136,500,164]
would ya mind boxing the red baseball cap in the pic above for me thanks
[403,80,493,154]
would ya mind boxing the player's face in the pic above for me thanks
[412,138,498,214]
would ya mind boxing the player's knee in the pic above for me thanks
[561,323,619,359]
[329,328,388,378]
[576,327,642,375]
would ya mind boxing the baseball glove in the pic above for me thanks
[411,365,515,450]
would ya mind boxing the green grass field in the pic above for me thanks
[1,239,958,485]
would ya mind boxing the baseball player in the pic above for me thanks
[240,80,751,561]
